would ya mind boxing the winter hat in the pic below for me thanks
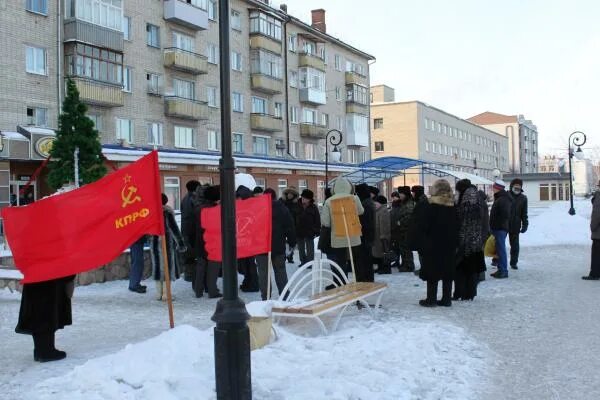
[264,188,277,200]
[455,179,472,194]
[430,179,453,199]
[369,186,380,196]
[398,186,412,198]
[301,189,314,201]
[355,183,371,200]
[391,191,400,199]
[204,185,221,202]
[235,173,257,191]
[186,180,201,193]
[375,195,388,205]
[510,178,523,188]
[493,179,506,191]
[253,186,264,195]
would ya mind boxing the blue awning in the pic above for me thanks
[341,156,427,184]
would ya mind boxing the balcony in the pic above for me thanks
[346,102,368,115]
[251,113,283,132]
[249,34,282,54]
[251,74,283,94]
[163,0,208,31]
[164,96,208,120]
[64,19,124,52]
[345,71,368,86]
[299,123,327,139]
[71,77,124,107]
[299,88,326,105]
[164,48,208,75]
[298,52,325,71]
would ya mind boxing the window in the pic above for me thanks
[438,123,442,133]
[232,92,244,112]
[147,73,162,95]
[88,114,103,131]
[208,0,217,20]
[298,179,308,193]
[424,118,429,129]
[65,43,123,85]
[346,60,366,76]
[147,122,163,146]
[146,24,160,48]
[232,51,242,71]
[208,130,220,151]
[207,43,219,64]
[251,96,267,114]
[122,67,132,92]
[164,177,181,211]
[122,16,131,40]
[346,84,368,105]
[299,67,325,91]
[255,178,266,189]
[71,0,123,30]
[231,10,241,31]
[290,106,298,124]
[274,102,282,118]
[188,0,208,9]
[233,133,244,153]
[443,125,447,135]
[250,49,282,79]
[253,136,269,156]
[275,138,285,157]
[302,108,317,124]
[289,141,299,157]
[303,41,317,56]
[304,143,316,160]
[207,86,218,108]
[26,107,47,127]
[289,70,298,88]
[26,46,46,75]
[249,11,282,41]
[335,54,343,71]
[335,87,342,101]
[374,141,384,152]
[336,116,343,130]
[173,78,195,99]
[321,113,329,128]
[174,126,195,148]
[288,34,297,51]
[26,0,48,14]
[116,118,133,143]
[374,118,383,129]
[425,141,430,152]
[277,179,288,199]
[347,149,358,164]
[173,31,194,52]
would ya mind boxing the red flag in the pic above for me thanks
[2,151,164,283]
[201,195,272,262]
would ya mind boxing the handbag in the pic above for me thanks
[317,226,331,252]
[484,235,496,258]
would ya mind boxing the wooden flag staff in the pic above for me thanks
[266,251,272,300]
[161,236,175,329]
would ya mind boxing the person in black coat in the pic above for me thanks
[282,187,301,263]
[416,179,459,307]
[16,275,75,362]
[489,180,513,279]
[508,179,529,270]
[355,183,376,282]
[296,189,321,266]
[409,185,428,275]
[181,180,201,282]
[257,189,297,300]
[193,185,222,298]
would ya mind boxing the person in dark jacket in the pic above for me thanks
[282,187,301,263]
[372,195,391,274]
[583,181,600,280]
[416,179,459,307]
[410,185,429,275]
[237,184,260,292]
[193,185,222,298]
[296,189,321,266]
[180,180,201,282]
[391,186,415,272]
[454,180,486,301]
[16,275,75,362]
[508,179,529,270]
[128,236,147,293]
[257,188,297,300]
[355,183,376,282]
[489,180,513,279]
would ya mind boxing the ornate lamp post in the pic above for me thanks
[324,129,343,189]
[568,131,587,216]
[211,1,251,399]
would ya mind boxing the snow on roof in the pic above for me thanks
[0,131,29,141]
[21,127,56,136]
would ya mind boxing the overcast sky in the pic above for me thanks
[282,0,599,156]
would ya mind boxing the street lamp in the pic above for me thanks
[324,129,343,189]
[211,0,251,399]
[568,131,587,216]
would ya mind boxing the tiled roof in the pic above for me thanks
[467,111,518,125]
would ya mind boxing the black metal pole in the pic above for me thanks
[568,148,575,216]
[324,129,342,190]
[567,131,587,216]
[325,150,329,190]
[211,0,251,398]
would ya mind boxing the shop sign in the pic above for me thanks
[35,137,56,158]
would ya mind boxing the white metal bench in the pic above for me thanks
[0,267,23,293]
[272,252,387,335]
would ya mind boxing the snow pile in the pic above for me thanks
[27,320,488,400]
[521,200,592,247]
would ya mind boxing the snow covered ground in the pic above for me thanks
[0,200,597,400]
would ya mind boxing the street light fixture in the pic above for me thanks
[324,129,343,189]
[568,131,587,216]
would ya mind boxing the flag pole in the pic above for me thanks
[341,205,357,283]
[267,251,272,300]
[161,236,175,329]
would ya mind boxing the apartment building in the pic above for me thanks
[370,85,509,190]
[0,0,374,207]
[467,111,539,174]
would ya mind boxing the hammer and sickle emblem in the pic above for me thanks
[121,185,142,208]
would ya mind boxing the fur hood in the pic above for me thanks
[429,179,454,207]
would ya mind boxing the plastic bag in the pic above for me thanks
[484,235,496,258]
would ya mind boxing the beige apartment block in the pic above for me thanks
[468,111,539,174]
[370,85,509,191]
[0,0,374,207]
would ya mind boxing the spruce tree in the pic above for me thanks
[47,78,107,189]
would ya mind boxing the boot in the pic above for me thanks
[419,281,437,307]
[155,281,163,301]
[33,332,66,362]
[437,280,452,307]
